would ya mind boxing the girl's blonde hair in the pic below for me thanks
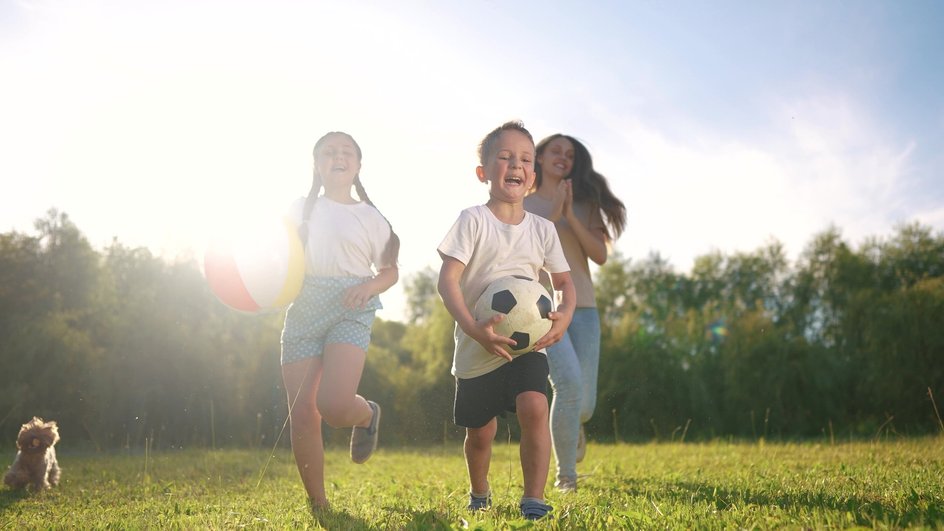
[300,132,400,268]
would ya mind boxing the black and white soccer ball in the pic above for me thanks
[473,275,553,355]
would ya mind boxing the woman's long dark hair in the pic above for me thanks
[300,132,400,268]
[534,134,626,240]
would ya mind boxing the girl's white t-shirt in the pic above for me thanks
[289,196,392,277]
[437,205,570,379]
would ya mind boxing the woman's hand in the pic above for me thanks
[547,179,570,222]
[561,179,575,221]
[560,183,608,265]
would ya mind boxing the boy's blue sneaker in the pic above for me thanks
[520,498,553,520]
[468,492,492,511]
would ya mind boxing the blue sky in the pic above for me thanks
[2,0,942,321]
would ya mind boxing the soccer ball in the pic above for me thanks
[474,275,553,355]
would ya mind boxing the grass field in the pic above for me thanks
[1,438,942,529]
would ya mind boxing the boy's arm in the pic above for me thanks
[533,270,576,351]
[438,255,516,361]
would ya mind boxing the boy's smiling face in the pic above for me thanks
[477,129,536,204]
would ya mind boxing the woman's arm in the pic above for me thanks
[563,186,609,265]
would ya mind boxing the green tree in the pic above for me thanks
[0,210,103,436]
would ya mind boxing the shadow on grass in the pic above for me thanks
[638,480,944,527]
[0,487,33,511]
[399,509,455,530]
[310,506,374,530]
[372,504,461,531]
[310,507,455,530]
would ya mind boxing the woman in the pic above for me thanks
[523,133,625,492]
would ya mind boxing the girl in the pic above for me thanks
[280,131,399,510]
[523,134,625,493]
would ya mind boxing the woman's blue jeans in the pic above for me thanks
[546,307,600,481]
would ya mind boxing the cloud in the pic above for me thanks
[3,1,939,324]
[587,91,918,272]
[774,92,917,242]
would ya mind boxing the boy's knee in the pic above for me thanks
[518,391,549,409]
[466,424,496,446]
[517,393,550,423]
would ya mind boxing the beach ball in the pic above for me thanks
[204,217,305,313]
[474,275,553,355]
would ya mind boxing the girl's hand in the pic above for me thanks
[469,314,516,361]
[343,282,375,309]
[532,309,573,351]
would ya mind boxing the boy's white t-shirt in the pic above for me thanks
[437,205,570,379]
[289,196,392,277]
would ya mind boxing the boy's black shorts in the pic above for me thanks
[454,351,549,429]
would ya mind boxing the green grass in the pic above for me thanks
[2,438,943,529]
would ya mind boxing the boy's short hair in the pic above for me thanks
[478,120,535,165]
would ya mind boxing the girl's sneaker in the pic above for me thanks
[350,401,381,463]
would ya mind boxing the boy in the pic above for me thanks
[437,121,576,521]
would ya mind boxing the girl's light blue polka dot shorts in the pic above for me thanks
[280,276,382,366]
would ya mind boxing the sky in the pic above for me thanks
[2,0,943,322]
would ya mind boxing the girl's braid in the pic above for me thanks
[354,175,400,268]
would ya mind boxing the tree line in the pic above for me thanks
[1,210,942,450]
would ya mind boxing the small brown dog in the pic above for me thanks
[3,417,60,491]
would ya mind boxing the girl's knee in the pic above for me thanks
[289,402,321,430]
[317,402,351,428]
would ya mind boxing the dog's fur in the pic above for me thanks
[3,417,60,491]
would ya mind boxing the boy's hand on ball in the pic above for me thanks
[472,314,516,361]
[534,310,572,350]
